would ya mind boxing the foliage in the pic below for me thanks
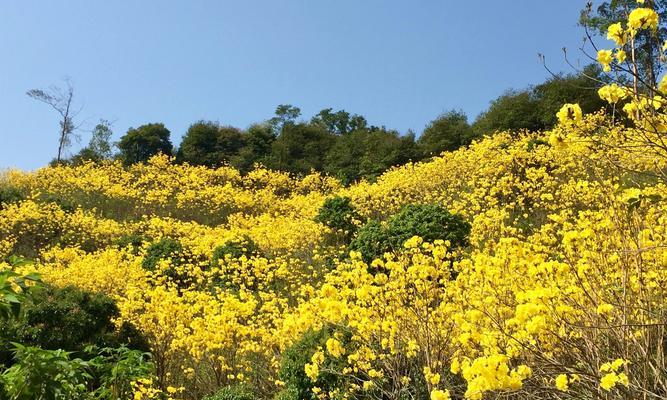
[0,343,91,400]
[211,237,259,267]
[202,384,255,400]
[278,328,346,400]
[71,120,115,165]
[314,196,362,240]
[350,204,469,262]
[418,110,477,155]
[0,185,24,209]
[472,67,605,136]
[0,285,137,364]
[142,238,184,272]
[0,266,40,322]
[266,123,337,175]
[324,128,419,183]
[87,345,154,400]
[310,108,368,135]
[178,121,245,167]
[117,123,173,165]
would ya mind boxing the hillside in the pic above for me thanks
[1,106,666,398]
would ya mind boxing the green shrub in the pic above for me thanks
[0,344,90,399]
[203,384,256,400]
[349,219,392,263]
[211,237,258,267]
[386,204,470,249]
[0,185,24,209]
[0,285,147,367]
[88,346,154,400]
[0,344,155,400]
[350,204,470,263]
[114,233,147,255]
[278,327,349,400]
[141,238,183,271]
[315,196,363,241]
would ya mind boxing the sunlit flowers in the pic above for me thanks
[628,7,659,31]
[597,49,613,72]
[556,103,583,124]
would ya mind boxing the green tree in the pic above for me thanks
[310,108,368,135]
[267,123,336,175]
[0,344,91,400]
[269,104,301,133]
[472,89,542,136]
[533,65,607,127]
[117,123,172,165]
[70,120,114,165]
[418,110,476,156]
[178,121,223,166]
[0,285,140,361]
[178,121,245,167]
[324,128,419,183]
[580,0,667,89]
[233,123,276,171]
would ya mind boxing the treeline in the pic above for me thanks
[67,66,606,183]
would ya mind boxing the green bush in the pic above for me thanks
[114,233,146,255]
[0,285,147,367]
[350,204,470,263]
[211,237,258,267]
[386,204,470,249]
[0,344,155,400]
[349,219,392,263]
[278,327,349,400]
[88,346,154,400]
[0,344,90,399]
[0,185,24,209]
[315,196,363,241]
[203,384,256,400]
[141,238,183,271]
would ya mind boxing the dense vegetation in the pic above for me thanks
[58,67,607,185]
[2,1,667,399]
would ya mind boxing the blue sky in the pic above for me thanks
[1,1,595,170]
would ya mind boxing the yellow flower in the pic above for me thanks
[615,49,627,63]
[598,84,629,104]
[607,23,626,46]
[597,49,613,72]
[628,8,659,31]
[430,389,451,400]
[659,75,667,93]
[600,372,619,391]
[556,103,583,124]
[596,303,615,315]
[555,374,569,391]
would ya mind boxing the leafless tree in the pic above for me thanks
[26,78,83,163]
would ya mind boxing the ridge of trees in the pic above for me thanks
[56,66,606,183]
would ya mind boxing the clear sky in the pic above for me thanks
[1,1,595,170]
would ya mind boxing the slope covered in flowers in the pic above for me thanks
[2,104,666,399]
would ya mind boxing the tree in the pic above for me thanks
[471,66,606,136]
[178,121,224,166]
[418,110,476,156]
[269,104,301,134]
[324,128,419,184]
[234,123,276,171]
[533,65,607,127]
[117,123,172,165]
[311,108,368,135]
[26,78,82,163]
[267,123,336,175]
[580,0,667,89]
[472,89,542,137]
[70,120,114,165]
